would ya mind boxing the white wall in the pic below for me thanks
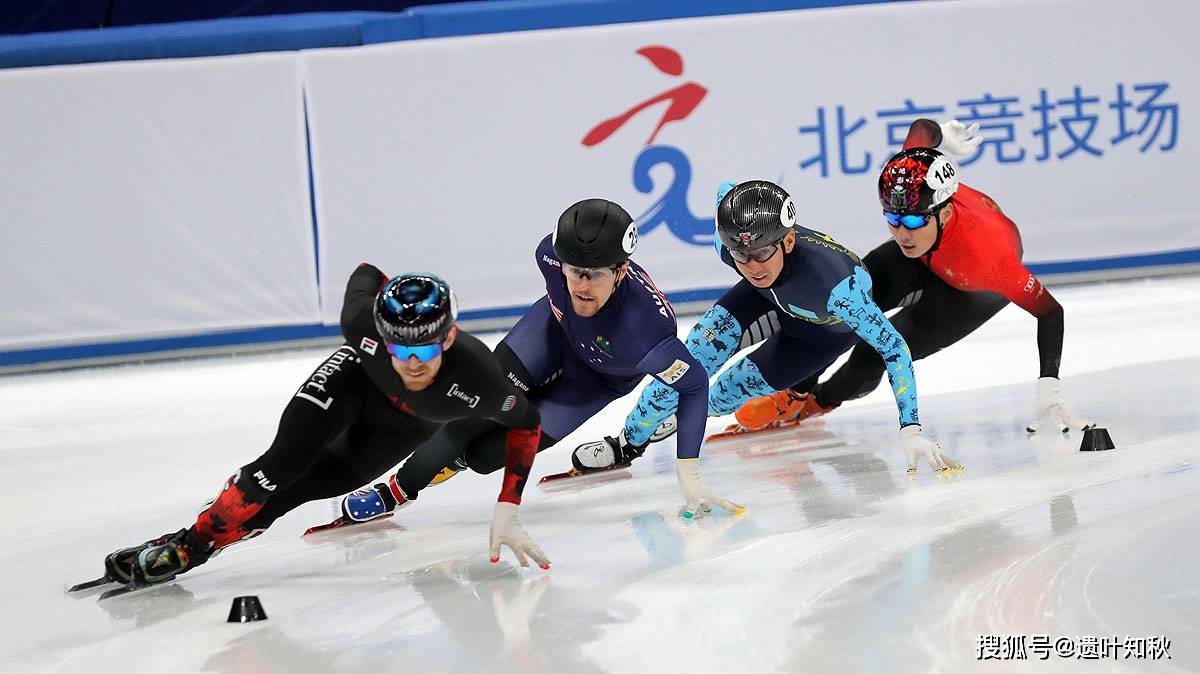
[0,53,319,351]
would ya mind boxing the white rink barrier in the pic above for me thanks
[2,0,1196,368]
[0,53,320,364]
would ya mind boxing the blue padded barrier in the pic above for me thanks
[0,1,907,69]
[391,0,899,41]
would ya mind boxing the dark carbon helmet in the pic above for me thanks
[373,273,458,346]
[716,180,797,251]
[878,147,960,215]
[553,199,638,268]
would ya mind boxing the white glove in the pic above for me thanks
[675,458,745,519]
[901,424,962,478]
[937,119,982,156]
[1026,377,1092,433]
[489,502,550,569]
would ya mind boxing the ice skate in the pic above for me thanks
[132,529,212,585]
[708,391,837,442]
[305,481,410,535]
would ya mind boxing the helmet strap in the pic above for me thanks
[613,262,629,291]
[926,202,950,257]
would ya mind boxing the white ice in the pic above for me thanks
[1,276,1198,673]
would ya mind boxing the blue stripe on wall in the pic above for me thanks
[0,324,340,367]
[302,88,322,297]
[1024,248,1200,275]
[4,247,1197,368]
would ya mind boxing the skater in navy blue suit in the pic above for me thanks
[338,198,742,524]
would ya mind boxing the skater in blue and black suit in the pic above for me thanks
[574,181,960,478]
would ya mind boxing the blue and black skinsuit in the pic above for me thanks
[622,186,921,452]
[391,234,709,497]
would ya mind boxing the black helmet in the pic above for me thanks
[373,273,458,345]
[716,180,796,251]
[553,198,637,268]
[878,147,960,215]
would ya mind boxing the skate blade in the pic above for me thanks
[537,463,632,492]
[99,581,162,600]
[705,419,804,442]
[67,576,116,593]
[303,512,393,536]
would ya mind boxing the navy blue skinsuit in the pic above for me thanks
[391,235,708,497]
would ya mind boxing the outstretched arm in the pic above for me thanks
[489,417,550,568]
[631,338,708,459]
[992,262,1089,433]
[827,267,960,477]
[621,305,745,447]
[634,337,743,516]
[904,118,982,155]
[478,361,551,568]
[826,267,918,427]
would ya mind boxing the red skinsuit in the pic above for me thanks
[924,183,1060,318]
[903,121,1061,319]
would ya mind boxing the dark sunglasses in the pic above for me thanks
[883,211,930,230]
[730,242,781,264]
[386,341,443,362]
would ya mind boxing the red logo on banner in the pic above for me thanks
[581,46,708,147]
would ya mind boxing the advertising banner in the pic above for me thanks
[303,0,1195,323]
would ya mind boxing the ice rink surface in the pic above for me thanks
[1,276,1198,673]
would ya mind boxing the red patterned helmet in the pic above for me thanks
[878,147,960,215]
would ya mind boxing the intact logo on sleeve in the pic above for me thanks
[360,337,379,356]
[447,383,480,408]
[294,346,356,410]
[657,359,691,384]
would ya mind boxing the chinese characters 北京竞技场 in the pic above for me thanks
[799,82,1179,177]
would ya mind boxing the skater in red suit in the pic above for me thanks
[736,119,1091,436]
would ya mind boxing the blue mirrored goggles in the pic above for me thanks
[386,342,443,362]
[883,211,930,230]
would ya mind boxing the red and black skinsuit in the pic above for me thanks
[796,119,1066,406]
[184,263,541,556]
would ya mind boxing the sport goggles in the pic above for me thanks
[386,341,443,362]
[729,242,781,265]
[563,264,619,281]
[883,211,930,230]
